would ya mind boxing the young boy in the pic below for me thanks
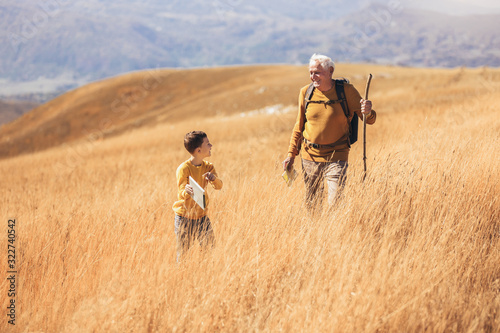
[172,131,223,262]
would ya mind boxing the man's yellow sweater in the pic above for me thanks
[287,81,377,162]
[172,159,223,219]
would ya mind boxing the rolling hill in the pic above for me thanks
[0,65,305,158]
[2,63,500,160]
[0,99,38,126]
[0,63,421,159]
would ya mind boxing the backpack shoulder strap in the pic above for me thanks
[334,78,349,119]
[302,83,315,132]
[304,83,315,111]
[334,78,358,146]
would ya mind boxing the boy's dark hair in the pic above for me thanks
[184,131,207,154]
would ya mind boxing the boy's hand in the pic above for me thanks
[203,172,216,182]
[185,184,194,196]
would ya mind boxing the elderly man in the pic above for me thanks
[283,53,376,212]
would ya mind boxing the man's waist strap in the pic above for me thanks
[303,137,348,149]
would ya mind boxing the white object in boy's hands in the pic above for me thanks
[189,176,206,210]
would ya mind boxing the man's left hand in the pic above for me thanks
[360,99,372,115]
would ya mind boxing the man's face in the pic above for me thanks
[198,137,212,158]
[309,61,333,91]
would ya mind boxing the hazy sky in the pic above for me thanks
[410,0,500,15]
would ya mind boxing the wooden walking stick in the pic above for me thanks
[363,74,373,179]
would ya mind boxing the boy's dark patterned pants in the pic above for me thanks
[174,214,215,262]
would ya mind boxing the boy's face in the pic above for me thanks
[196,137,212,158]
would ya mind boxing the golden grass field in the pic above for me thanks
[1,64,499,332]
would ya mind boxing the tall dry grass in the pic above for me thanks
[1,65,499,332]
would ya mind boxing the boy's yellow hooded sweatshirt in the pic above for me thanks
[172,159,223,219]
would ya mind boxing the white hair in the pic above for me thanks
[309,53,335,71]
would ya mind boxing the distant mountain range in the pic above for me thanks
[1,1,499,101]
